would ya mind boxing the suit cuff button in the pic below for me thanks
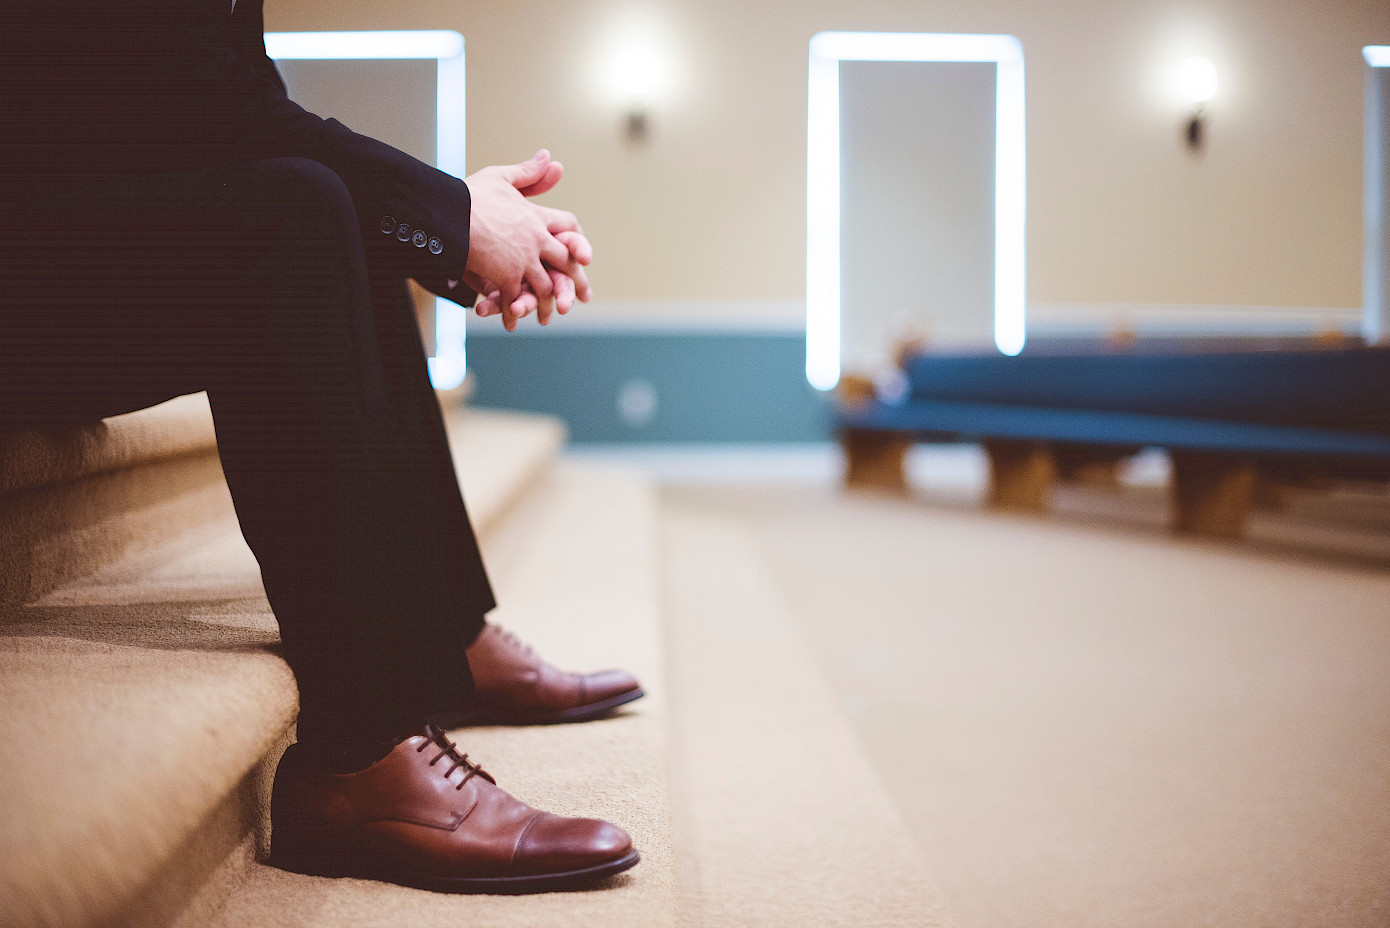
[379,216,396,234]
[396,223,413,242]
[412,230,428,248]
[428,237,443,255]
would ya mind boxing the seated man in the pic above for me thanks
[0,0,643,894]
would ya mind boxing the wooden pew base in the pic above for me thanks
[838,427,1267,541]
[1055,446,1132,490]
[841,429,911,493]
[987,440,1057,512]
[1170,452,1257,538]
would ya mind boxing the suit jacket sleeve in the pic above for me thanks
[170,0,474,300]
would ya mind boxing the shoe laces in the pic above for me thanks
[491,624,537,659]
[418,723,492,790]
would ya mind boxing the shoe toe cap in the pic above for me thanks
[583,668,643,703]
[516,812,633,872]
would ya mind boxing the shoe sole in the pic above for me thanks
[270,847,642,895]
[269,839,639,889]
[440,687,646,728]
[405,848,642,894]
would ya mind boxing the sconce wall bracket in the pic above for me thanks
[1185,106,1207,152]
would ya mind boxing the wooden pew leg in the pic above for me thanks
[1059,458,1121,488]
[1251,475,1292,512]
[1055,446,1132,490]
[1170,452,1256,538]
[986,440,1057,512]
[841,429,911,493]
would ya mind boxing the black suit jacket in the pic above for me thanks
[0,0,472,302]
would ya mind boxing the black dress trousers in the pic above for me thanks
[0,157,494,750]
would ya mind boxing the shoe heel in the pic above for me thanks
[271,810,417,887]
[269,809,353,878]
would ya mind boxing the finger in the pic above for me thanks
[517,160,563,198]
[537,270,561,325]
[538,234,578,273]
[511,291,538,319]
[487,281,535,320]
[537,237,591,303]
[498,281,521,316]
[547,269,576,319]
[523,260,556,301]
[539,207,580,235]
[570,263,592,303]
[517,269,547,320]
[555,230,592,265]
[476,287,502,316]
[523,266,556,324]
[496,149,551,187]
[504,291,538,332]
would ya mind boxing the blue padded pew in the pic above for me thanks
[836,344,1390,537]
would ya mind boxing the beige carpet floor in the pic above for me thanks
[662,480,1390,928]
[662,507,950,928]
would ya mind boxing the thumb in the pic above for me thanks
[498,149,551,187]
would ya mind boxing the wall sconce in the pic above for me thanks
[1175,56,1218,151]
[609,44,665,142]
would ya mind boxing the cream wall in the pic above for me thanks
[269,0,1390,313]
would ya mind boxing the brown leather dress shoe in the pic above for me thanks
[449,623,644,726]
[270,725,639,893]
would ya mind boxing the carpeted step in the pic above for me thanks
[661,505,953,928]
[445,406,567,534]
[0,408,568,928]
[0,398,564,610]
[201,460,677,927]
[0,394,223,607]
[0,394,218,499]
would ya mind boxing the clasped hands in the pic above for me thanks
[453,149,592,333]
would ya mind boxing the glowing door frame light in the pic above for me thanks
[1366,47,1390,344]
[806,32,1027,390]
[267,31,469,389]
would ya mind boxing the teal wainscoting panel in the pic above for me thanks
[463,330,832,443]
